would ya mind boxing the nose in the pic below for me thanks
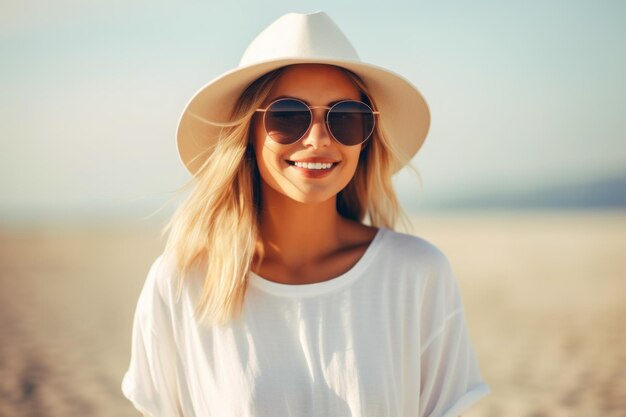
[301,109,332,148]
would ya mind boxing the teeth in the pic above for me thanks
[293,161,334,170]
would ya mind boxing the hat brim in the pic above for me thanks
[177,58,430,175]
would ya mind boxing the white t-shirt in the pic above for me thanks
[121,227,490,417]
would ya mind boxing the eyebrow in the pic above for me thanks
[267,95,353,107]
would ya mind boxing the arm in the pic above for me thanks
[121,256,180,416]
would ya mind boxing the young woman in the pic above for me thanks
[122,11,490,417]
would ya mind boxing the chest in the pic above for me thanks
[176,289,421,416]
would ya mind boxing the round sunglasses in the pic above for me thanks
[255,98,379,146]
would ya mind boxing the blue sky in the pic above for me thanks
[2,0,625,220]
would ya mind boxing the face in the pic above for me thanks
[251,64,364,205]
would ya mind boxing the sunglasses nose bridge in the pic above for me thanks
[302,107,333,147]
[310,106,329,127]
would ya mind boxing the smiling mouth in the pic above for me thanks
[286,160,339,170]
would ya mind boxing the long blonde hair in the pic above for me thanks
[164,65,413,325]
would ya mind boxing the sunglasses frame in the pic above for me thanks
[255,97,379,146]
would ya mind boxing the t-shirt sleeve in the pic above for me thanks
[121,255,182,417]
[418,251,490,417]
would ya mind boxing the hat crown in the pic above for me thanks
[239,12,361,67]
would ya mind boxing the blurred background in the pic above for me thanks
[1,1,625,416]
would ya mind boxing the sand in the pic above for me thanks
[0,211,624,417]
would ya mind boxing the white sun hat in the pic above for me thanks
[177,11,430,175]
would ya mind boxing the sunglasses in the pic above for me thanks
[255,98,379,146]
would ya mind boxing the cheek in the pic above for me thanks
[252,132,287,184]
[344,148,363,174]
[255,140,283,167]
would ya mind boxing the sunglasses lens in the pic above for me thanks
[264,99,311,144]
[327,101,375,146]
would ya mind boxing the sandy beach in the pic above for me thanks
[0,211,624,417]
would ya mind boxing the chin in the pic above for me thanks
[260,173,354,206]
[284,190,338,205]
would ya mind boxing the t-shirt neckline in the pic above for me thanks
[248,227,388,297]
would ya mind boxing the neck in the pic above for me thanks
[256,186,345,269]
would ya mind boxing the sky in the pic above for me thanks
[2,0,625,222]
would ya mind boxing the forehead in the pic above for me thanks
[267,64,361,104]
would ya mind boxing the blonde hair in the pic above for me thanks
[164,65,413,325]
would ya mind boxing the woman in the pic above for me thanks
[122,11,490,417]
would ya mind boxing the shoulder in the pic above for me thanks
[139,251,181,308]
[376,228,461,307]
[377,227,452,272]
